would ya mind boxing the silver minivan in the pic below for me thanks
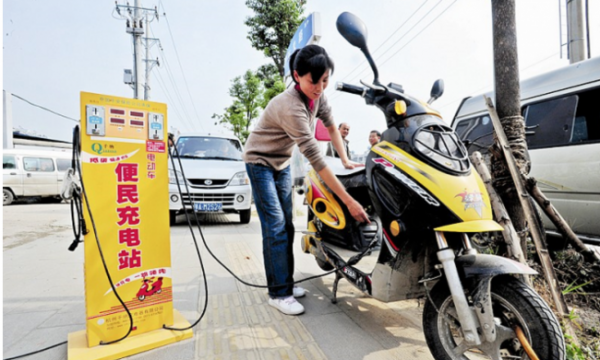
[451,56,600,244]
[3,148,72,205]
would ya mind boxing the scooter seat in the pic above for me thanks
[323,156,367,189]
[323,156,365,177]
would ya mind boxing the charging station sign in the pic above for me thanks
[80,92,172,347]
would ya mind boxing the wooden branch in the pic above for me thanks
[526,177,600,264]
[484,95,570,317]
[471,153,527,263]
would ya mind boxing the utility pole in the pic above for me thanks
[115,1,159,99]
[144,14,161,100]
[490,0,574,341]
[3,91,14,149]
[131,0,143,99]
[490,0,530,260]
[567,0,586,64]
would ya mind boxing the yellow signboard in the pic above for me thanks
[79,92,173,347]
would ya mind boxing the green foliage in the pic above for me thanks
[213,70,263,144]
[216,1,305,141]
[566,309,583,331]
[256,64,280,88]
[565,335,586,360]
[256,64,285,107]
[262,79,285,107]
[229,70,263,132]
[562,280,591,295]
[212,102,249,144]
[245,0,306,78]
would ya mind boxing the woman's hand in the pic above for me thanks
[346,198,370,223]
[342,160,365,170]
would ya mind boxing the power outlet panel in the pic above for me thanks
[86,105,106,136]
[148,112,164,141]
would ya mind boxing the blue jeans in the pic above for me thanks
[246,163,295,298]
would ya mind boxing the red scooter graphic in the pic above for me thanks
[136,277,163,301]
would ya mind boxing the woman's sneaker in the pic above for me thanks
[293,286,306,298]
[268,296,305,315]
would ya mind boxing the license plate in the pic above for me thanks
[193,202,222,212]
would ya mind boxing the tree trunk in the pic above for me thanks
[490,0,530,256]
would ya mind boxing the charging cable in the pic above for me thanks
[4,133,353,358]
[163,140,340,330]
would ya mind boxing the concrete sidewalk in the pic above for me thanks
[3,203,432,359]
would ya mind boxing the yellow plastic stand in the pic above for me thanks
[67,309,192,360]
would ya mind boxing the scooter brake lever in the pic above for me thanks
[360,79,386,92]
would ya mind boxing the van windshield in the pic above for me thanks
[175,137,243,161]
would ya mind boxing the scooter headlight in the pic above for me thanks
[230,171,250,186]
[414,124,470,173]
[414,131,435,156]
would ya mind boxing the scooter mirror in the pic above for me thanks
[428,79,445,104]
[336,12,381,86]
[336,12,369,51]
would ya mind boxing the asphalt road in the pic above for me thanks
[3,202,433,360]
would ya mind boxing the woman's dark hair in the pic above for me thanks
[289,44,335,84]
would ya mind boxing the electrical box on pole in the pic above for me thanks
[116,1,160,99]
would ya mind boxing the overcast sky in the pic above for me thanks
[3,0,600,153]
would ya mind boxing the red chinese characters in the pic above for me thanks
[115,163,142,270]
[118,249,142,270]
[116,185,139,204]
[146,154,156,180]
[118,228,140,247]
[116,206,141,225]
[115,163,139,182]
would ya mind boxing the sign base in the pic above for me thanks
[67,309,192,360]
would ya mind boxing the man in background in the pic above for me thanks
[368,130,381,147]
[326,122,351,159]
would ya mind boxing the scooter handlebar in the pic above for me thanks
[336,82,366,97]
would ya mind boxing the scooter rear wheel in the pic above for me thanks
[423,275,565,360]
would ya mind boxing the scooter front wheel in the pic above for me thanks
[422,275,565,360]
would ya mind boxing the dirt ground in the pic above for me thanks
[531,248,600,359]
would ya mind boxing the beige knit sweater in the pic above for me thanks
[243,86,334,172]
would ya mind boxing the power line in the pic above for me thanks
[153,59,193,131]
[328,0,447,103]
[156,48,194,127]
[159,1,205,131]
[377,0,458,69]
[329,0,436,90]
[10,93,79,122]
[149,25,198,132]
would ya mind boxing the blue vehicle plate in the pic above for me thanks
[193,202,222,212]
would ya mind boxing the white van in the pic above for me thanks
[3,148,73,205]
[168,133,252,224]
[451,56,600,244]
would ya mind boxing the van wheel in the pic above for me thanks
[239,209,251,224]
[169,211,177,226]
[3,189,14,206]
